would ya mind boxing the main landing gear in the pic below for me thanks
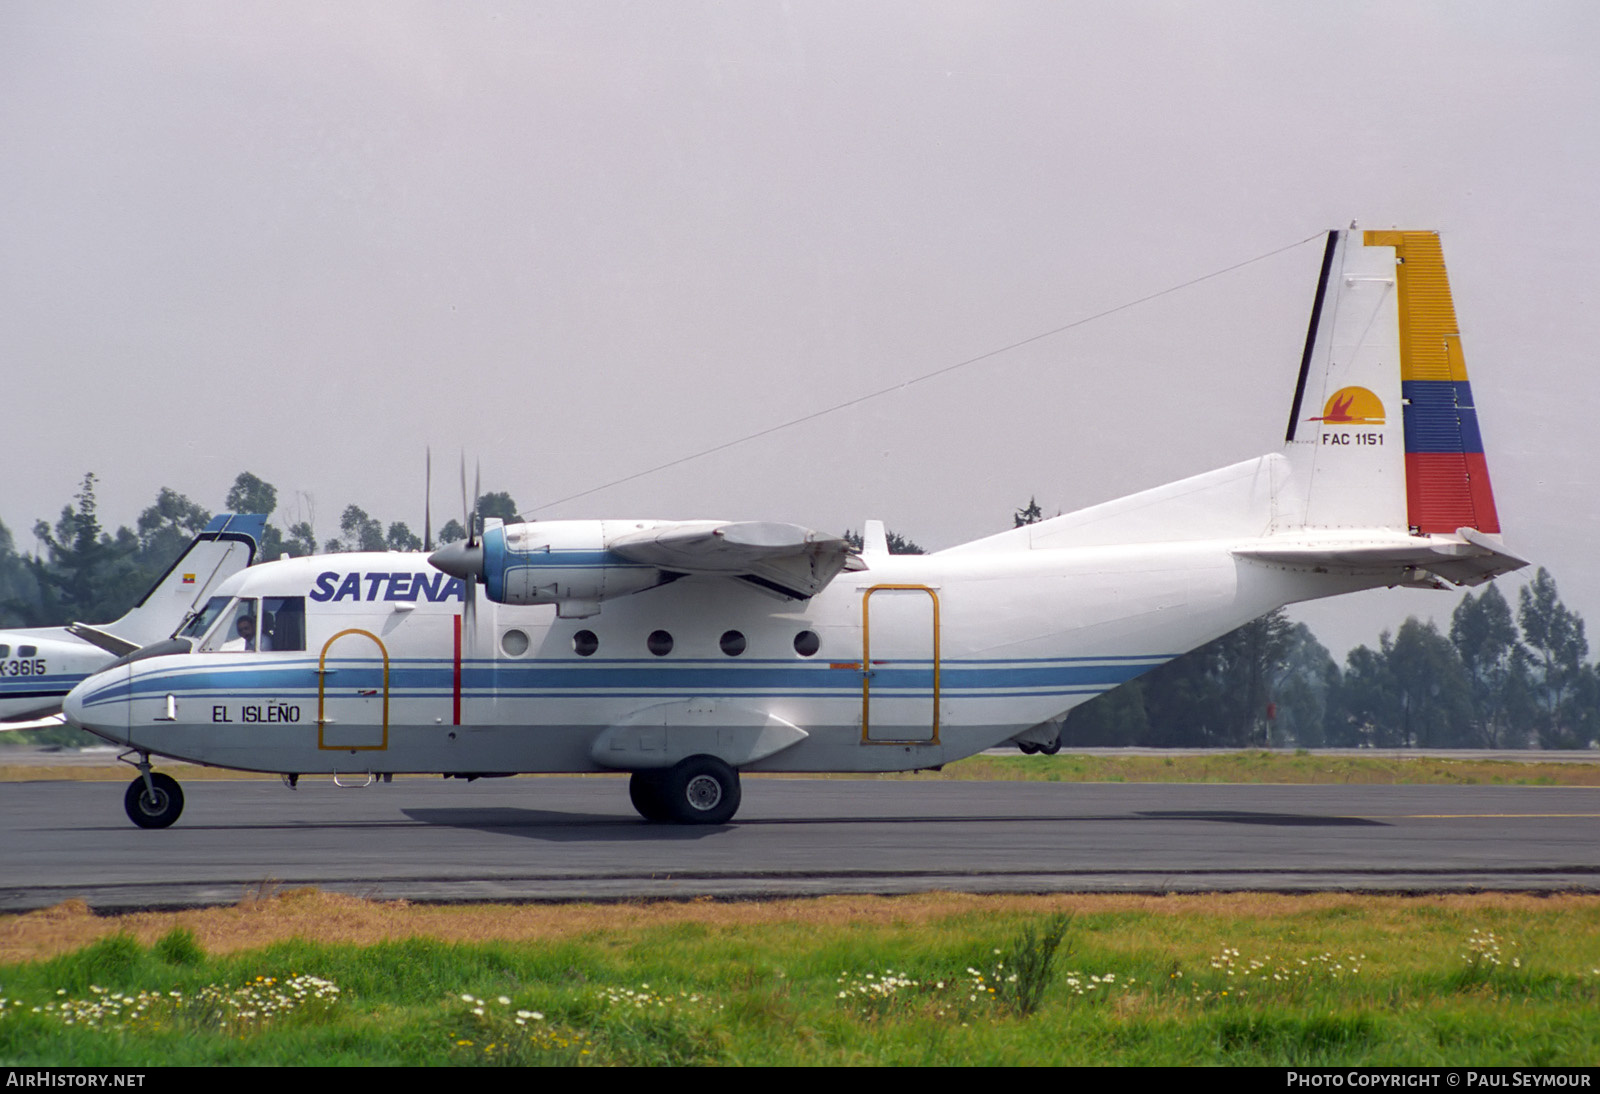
[629,755,742,825]
[123,761,185,829]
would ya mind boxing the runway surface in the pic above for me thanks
[4,776,1599,911]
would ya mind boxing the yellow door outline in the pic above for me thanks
[317,628,390,751]
[860,583,940,745]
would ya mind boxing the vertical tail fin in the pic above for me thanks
[1283,228,1502,537]
[101,514,267,646]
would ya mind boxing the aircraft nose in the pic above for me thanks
[62,677,89,725]
[428,540,484,581]
[63,668,129,746]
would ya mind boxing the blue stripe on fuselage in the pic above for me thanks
[79,654,1170,710]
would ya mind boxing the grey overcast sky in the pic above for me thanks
[3,1,1596,657]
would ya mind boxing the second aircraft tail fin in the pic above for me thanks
[98,513,267,647]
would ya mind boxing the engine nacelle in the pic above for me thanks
[481,520,677,617]
[430,517,854,618]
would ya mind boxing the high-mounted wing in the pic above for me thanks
[609,521,853,600]
[429,518,857,616]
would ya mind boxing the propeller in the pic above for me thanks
[430,452,485,634]
[423,447,432,553]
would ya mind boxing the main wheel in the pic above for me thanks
[124,773,184,829]
[1017,741,1040,754]
[1039,739,1061,755]
[659,756,741,825]
[628,770,672,822]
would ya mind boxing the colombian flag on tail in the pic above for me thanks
[1364,230,1500,535]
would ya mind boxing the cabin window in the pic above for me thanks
[262,597,306,652]
[719,630,746,657]
[17,645,34,658]
[0,645,8,658]
[572,630,599,657]
[501,629,530,657]
[793,630,820,657]
[647,630,674,656]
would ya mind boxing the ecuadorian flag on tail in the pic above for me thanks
[1364,230,1501,535]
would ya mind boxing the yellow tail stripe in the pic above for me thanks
[1363,230,1469,382]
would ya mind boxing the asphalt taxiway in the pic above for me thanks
[3,776,1597,911]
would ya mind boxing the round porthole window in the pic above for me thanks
[719,630,747,657]
[647,630,674,656]
[572,630,599,657]
[500,629,530,657]
[793,629,820,657]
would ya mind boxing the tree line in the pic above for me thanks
[1062,573,1594,751]
[998,496,1594,751]
[4,475,1592,750]
[0,471,519,629]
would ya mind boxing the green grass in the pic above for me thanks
[4,898,1598,1065]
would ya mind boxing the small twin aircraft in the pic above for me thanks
[64,230,1525,828]
[0,514,264,726]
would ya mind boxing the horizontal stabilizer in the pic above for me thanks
[1234,527,1526,587]
[64,623,140,657]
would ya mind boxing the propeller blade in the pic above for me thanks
[424,447,433,552]
[471,459,482,547]
[459,452,469,541]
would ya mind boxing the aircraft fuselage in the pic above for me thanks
[64,539,1367,776]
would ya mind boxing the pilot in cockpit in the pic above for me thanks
[221,607,263,652]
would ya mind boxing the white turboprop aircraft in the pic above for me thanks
[65,230,1524,829]
[0,513,265,726]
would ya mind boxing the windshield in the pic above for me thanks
[205,599,260,652]
[177,597,232,642]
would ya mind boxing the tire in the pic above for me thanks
[628,770,672,822]
[659,755,741,825]
[1017,740,1040,754]
[124,773,184,829]
[1039,739,1061,755]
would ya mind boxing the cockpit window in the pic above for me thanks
[208,599,261,652]
[179,597,233,643]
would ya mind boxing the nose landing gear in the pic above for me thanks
[121,754,185,828]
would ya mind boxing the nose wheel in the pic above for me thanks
[124,772,184,829]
